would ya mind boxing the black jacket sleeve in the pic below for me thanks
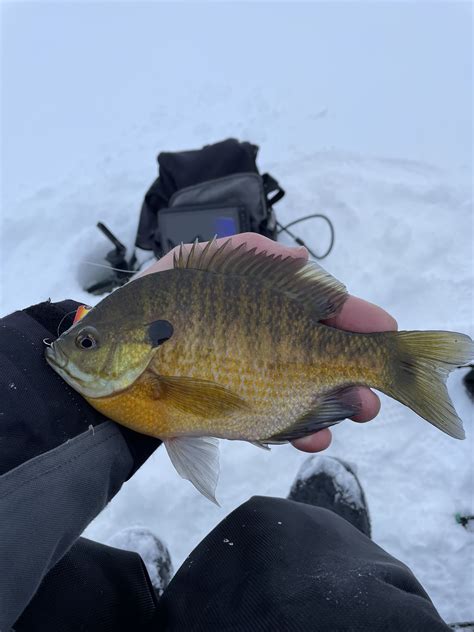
[0,300,160,630]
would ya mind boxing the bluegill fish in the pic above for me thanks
[45,239,473,502]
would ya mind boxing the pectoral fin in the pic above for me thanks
[145,371,249,418]
[164,436,220,505]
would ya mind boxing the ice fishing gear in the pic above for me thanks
[85,138,336,295]
[135,138,282,256]
[85,222,138,295]
[135,138,335,259]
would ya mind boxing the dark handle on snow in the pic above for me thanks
[97,222,127,255]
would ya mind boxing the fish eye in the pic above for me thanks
[75,327,99,350]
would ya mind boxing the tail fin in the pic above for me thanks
[381,331,473,439]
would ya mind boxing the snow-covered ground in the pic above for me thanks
[1,2,472,624]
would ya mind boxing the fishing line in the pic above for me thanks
[80,261,141,274]
[276,214,335,260]
[56,310,80,337]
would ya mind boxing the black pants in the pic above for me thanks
[16,497,450,631]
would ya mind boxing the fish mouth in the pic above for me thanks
[45,343,67,369]
[45,342,130,399]
[45,343,92,392]
[46,341,152,399]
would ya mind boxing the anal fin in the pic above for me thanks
[267,388,361,442]
[249,441,271,451]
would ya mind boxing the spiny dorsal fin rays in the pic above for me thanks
[201,237,232,271]
[173,241,188,269]
[195,237,226,271]
[195,237,218,269]
[173,237,225,271]
[185,240,196,268]
[220,244,254,274]
[173,238,348,321]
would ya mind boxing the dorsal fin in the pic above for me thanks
[173,238,348,320]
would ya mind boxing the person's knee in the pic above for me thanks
[239,494,333,522]
[235,495,359,541]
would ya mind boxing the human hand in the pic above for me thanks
[139,233,398,454]
[295,295,397,452]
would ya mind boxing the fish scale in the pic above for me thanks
[82,278,388,439]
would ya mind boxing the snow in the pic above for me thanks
[107,526,173,596]
[1,2,472,624]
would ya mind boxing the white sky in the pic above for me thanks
[1,2,472,207]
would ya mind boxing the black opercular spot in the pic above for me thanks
[149,320,174,348]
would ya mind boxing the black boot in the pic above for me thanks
[288,455,371,538]
[108,527,174,597]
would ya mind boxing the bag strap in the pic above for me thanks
[262,173,285,206]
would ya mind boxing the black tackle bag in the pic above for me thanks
[135,138,285,257]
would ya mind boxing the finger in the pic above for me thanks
[292,387,381,453]
[292,428,332,453]
[224,232,308,260]
[138,233,308,277]
[323,296,395,422]
[350,387,381,422]
[325,295,398,332]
